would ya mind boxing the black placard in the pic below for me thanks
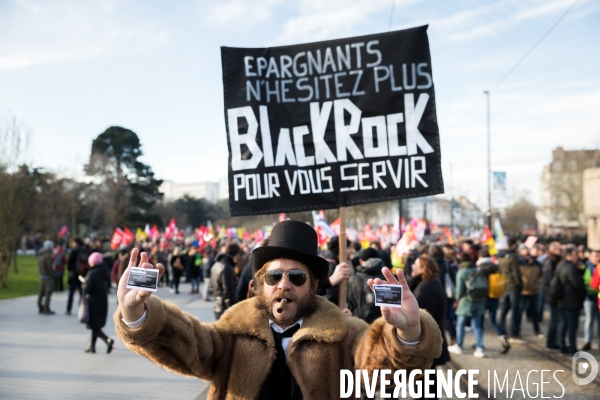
[221,25,443,216]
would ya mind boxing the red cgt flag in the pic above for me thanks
[122,227,135,247]
[110,228,124,250]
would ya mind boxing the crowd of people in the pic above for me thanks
[36,227,600,360]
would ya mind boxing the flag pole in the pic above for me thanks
[338,207,347,310]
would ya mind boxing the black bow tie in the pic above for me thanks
[272,323,300,340]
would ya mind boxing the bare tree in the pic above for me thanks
[502,196,538,234]
[0,116,29,287]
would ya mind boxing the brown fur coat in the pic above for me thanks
[114,295,442,400]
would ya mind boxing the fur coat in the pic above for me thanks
[114,295,442,400]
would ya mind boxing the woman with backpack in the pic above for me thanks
[448,252,487,358]
[83,252,114,354]
[477,249,511,354]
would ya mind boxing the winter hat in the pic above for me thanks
[88,252,104,267]
[43,240,54,249]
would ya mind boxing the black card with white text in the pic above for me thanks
[126,267,159,292]
[373,284,403,308]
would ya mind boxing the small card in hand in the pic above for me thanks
[373,284,403,308]
[126,267,159,292]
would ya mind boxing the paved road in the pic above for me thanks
[0,282,213,400]
[443,308,600,400]
[3,282,600,400]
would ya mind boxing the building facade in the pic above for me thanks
[160,180,220,203]
[583,168,600,250]
[537,147,600,235]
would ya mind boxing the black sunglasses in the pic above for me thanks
[264,270,308,287]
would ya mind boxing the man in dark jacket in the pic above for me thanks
[347,248,385,323]
[66,238,84,315]
[556,244,585,355]
[543,241,562,350]
[519,244,543,337]
[210,242,240,320]
[498,238,524,343]
[37,240,55,315]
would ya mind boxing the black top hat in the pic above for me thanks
[252,220,329,282]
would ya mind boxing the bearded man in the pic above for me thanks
[114,221,442,399]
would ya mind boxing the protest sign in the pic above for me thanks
[221,25,443,216]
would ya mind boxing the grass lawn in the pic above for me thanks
[0,255,43,300]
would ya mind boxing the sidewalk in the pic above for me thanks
[445,308,600,399]
[0,282,213,400]
[3,284,600,399]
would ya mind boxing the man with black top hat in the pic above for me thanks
[114,220,442,399]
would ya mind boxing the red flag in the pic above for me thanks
[279,213,286,222]
[165,218,176,239]
[330,218,340,235]
[110,228,124,250]
[444,227,455,245]
[122,227,135,246]
[481,226,492,243]
[150,224,159,240]
[57,225,68,237]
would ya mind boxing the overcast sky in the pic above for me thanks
[1,0,599,210]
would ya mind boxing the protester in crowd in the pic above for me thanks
[52,244,66,292]
[371,241,392,269]
[403,241,421,277]
[409,255,449,384]
[589,252,600,344]
[209,241,239,319]
[170,246,185,294]
[448,252,486,358]
[236,239,267,302]
[153,241,169,287]
[543,241,563,351]
[350,241,362,268]
[37,240,55,315]
[186,245,202,295]
[83,252,114,354]
[347,247,385,323]
[319,236,352,305]
[555,244,585,355]
[578,245,588,265]
[429,243,457,346]
[530,244,546,323]
[201,244,216,302]
[443,244,459,268]
[476,248,510,354]
[498,238,525,344]
[66,238,84,315]
[113,221,441,399]
[519,244,543,338]
[583,249,600,350]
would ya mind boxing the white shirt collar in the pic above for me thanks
[268,318,304,333]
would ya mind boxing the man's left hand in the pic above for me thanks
[367,267,421,342]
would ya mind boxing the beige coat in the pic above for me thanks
[114,295,442,400]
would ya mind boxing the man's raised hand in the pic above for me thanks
[117,248,165,322]
[367,267,421,343]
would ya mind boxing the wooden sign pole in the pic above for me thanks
[338,207,347,310]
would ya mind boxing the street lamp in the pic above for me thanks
[484,90,492,229]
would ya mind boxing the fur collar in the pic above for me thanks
[216,295,348,347]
